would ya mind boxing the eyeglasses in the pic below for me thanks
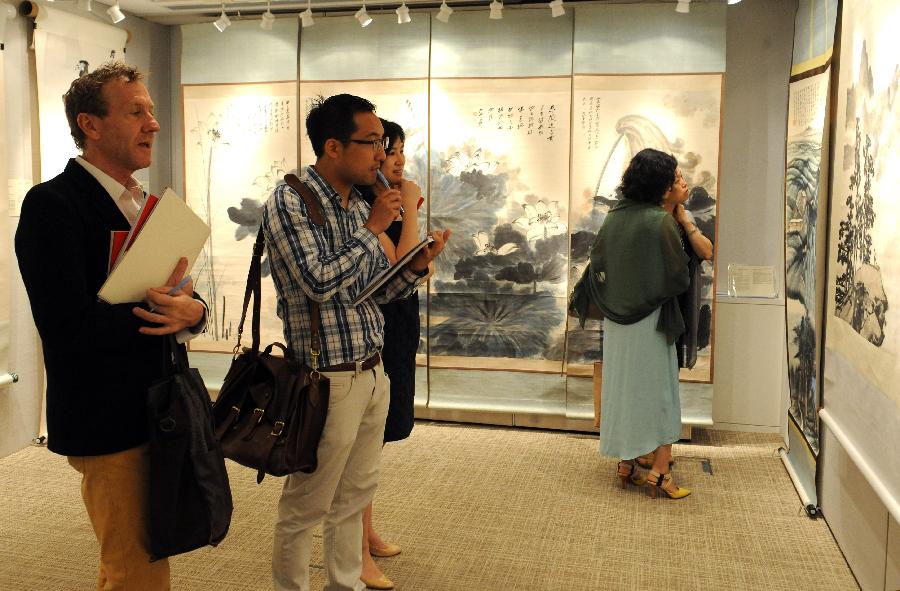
[345,137,388,153]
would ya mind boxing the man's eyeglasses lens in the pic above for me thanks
[347,138,388,152]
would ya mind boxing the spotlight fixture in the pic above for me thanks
[355,4,372,27]
[106,1,125,23]
[396,2,411,24]
[214,6,231,32]
[436,0,453,23]
[548,0,564,17]
[300,0,314,27]
[675,0,690,13]
[261,1,275,29]
[727,0,742,4]
[489,0,503,20]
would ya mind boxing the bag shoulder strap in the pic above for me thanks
[282,174,324,370]
[284,173,325,227]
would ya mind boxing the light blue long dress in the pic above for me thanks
[598,307,682,460]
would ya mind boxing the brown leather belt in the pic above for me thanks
[318,352,381,373]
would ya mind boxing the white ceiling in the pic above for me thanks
[108,0,674,25]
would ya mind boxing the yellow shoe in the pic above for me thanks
[369,541,402,558]
[647,470,691,499]
[361,573,395,590]
[617,460,647,488]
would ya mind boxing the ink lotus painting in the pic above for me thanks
[182,82,297,352]
[567,74,723,381]
[427,77,572,370]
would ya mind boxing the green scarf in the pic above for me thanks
[585,199,690,344]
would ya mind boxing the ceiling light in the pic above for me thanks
[675,0,690,13]
[106,2,125,23]
[396,2,411,23]
[355,4,372,27]
[436,1,453,23]
[300,0,314,27]
[489,0,503,20]
[727,0,742,4]
[214,7,231,32]
[261,2,275,30]
[549,0,564,17]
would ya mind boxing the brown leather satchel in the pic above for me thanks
[212,175,330,484]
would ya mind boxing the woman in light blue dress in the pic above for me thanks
[589,148,708,499]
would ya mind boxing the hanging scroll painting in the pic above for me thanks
[785,70,830,456]
[827,3,900,405]
[427,77,571,371]
[182,82,297,352]
[567,74,722,381]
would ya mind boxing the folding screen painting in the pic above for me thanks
[827,2,900,407]
[33,7,127,181]
[182,82,297,351]
[427,77,571,371]
[568,74,722,381]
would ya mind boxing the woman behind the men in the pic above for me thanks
[591,148,695,499]
[358,119,423,589]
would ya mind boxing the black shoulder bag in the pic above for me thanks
[146,334,233,561]
[212,175,330,483]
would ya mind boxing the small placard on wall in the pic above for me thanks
[726,264,777,298]
[8,179,33,217]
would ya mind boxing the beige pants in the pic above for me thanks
[273,363,390,591]
[68,444,170,591]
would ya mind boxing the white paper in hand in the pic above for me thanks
[97,188,210,304]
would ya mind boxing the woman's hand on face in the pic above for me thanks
[398,179,422,212]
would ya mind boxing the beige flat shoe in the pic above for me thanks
[369,542,402,558]
[361,573,395,590]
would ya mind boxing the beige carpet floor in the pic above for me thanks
[0,423,858,590]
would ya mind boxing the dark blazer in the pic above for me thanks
[16,159,171,456]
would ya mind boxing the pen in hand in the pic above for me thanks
[149,275,191,313]
[376,169,405,217]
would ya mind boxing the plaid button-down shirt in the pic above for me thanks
[262,165,423,367]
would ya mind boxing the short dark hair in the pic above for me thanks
[306,94,377,158]
[63,61,143,150]
[380,118,405,150]
[618,148,678,205]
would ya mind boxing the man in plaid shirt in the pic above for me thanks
[263,93,450,591]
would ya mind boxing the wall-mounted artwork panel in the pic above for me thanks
[183,82,298,352]
[33,7,128,182]
[567,74,723,383]
[428,77,571,371]
[785,69,830,457]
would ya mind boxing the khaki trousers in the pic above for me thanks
[68,444,170,590]
[273,363,390,591]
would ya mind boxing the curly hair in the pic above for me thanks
[618,148,678,205]
[305,94,377,158]
[63,61,143,150]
